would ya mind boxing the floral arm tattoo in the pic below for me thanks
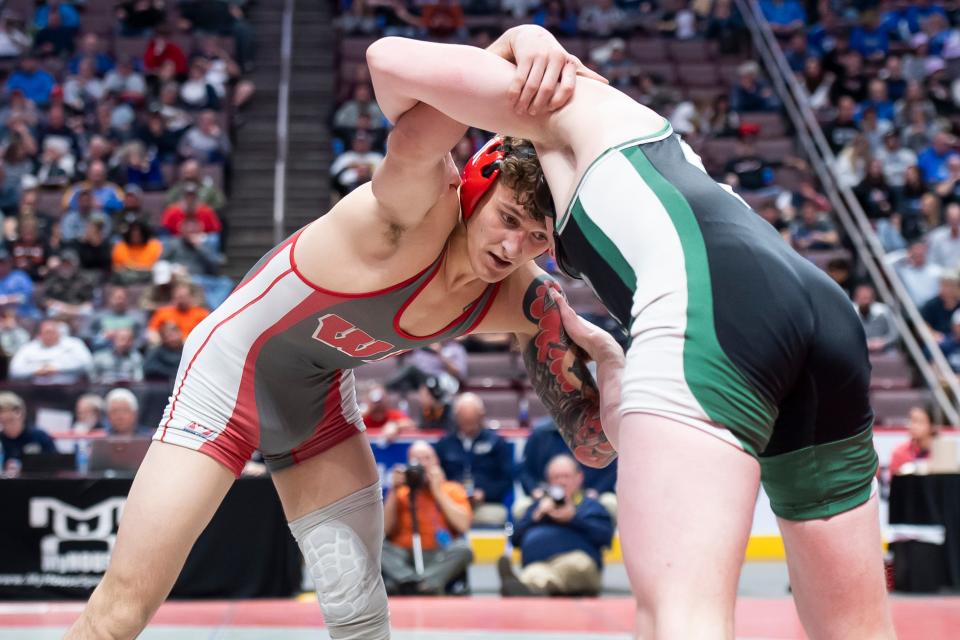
[521,276,617,468]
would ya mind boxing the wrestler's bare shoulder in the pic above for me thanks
[293,181,459,294]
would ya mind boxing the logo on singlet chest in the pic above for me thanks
[311,313,400,361]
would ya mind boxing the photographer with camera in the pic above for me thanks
[382,440,474,595]
[498,454,614,597]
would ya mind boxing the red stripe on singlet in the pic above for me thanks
[232,229,301,295]
[287,369,361,465]
[392,256,496,341]
[204,288,347,472]
[288,226,442,298]
[159,267,294,442]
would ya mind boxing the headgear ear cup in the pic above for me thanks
[459,137,505,221]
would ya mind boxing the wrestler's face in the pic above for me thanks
[467,182,550,282]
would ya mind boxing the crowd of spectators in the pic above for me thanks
[0,1,256,472]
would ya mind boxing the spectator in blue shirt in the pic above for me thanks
[499,455,614,596]
[0,249,37,318]
[33,7,76,58]
[0,390,55,473]
[731,61,779,112]
[850,12,889,61]
[33,0,80,30]
[516,416,617,519]
[918,132,959,184]
[859,79,895,125]
[435,392,514,527]
[5,54,56,107]
[759,0,805,37]
[68,33,116,77]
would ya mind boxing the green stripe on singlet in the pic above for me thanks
[621,145,776,456]
[569,199,637,292]
[557,119,673,232]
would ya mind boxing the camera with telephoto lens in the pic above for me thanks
[547,485,566,506]
[405,461,426,489]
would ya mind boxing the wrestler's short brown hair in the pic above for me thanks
[498,137,554,223]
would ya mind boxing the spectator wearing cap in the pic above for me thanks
[116,183,148,228]
[146,282,209,345]
[415,375,456,432]
[0,247,36,318]
[165,159,226,212]
[42,249,97,320]
[363,384,416,440]
[9,318,92,384]
[331,131,384,195]
[161,217,233,308]
[61,189,111,243]
[178,110,231,164]
[875,130,917,189]
[918,132,958,184]
[435,393,514,526]
[853,284,899,353]
[33,7,75,58]
[62,160,124,215]
[5,53,55,107]
[104,388,150,436]
[0,391,55,473]
[731,61,779,112]
[591,39,633,89]
[161,182,223,237]
[112,220,163,284]
[723,135,777,195]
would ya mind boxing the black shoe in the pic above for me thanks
[497,556,537,597]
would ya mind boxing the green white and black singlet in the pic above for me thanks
[554,121,878,521]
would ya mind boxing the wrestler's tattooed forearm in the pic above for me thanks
[522,276,617,468]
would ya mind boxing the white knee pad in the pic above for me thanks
[288,482,390,640]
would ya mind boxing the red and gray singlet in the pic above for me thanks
[153,228,500,476]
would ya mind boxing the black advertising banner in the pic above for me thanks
[0,477,301,599]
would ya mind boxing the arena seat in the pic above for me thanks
[871,389,933,426]
[627,38,669,63]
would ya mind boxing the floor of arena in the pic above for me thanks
[1,596,958,639]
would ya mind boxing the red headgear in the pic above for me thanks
[459,137,505,221]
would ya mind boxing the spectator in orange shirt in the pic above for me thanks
[112,220,163,284]
[362,384,415,441]
[382,440,473,595]
[160,182,222,237]
[146,282,209,345]
[890,406,939,475]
